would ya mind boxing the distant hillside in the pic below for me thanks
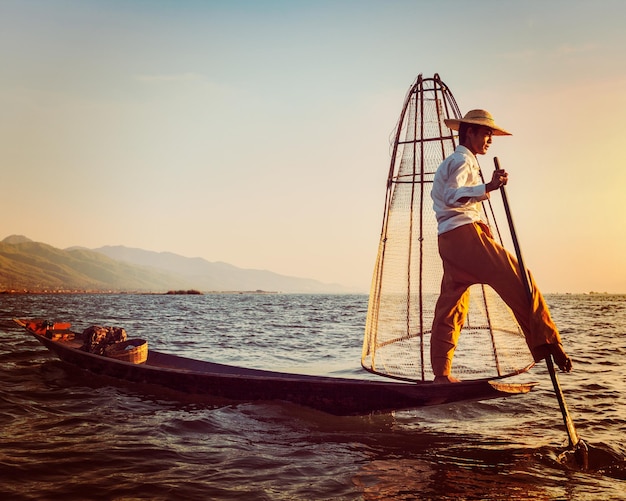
[0,236,189,292]
[2,235,32,245]
[0,235,351,293]
[93,245,350,293]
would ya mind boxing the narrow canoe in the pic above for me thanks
[13,319,537,416]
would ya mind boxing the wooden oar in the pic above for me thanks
[493,156,588,469]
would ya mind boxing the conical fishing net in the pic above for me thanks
[362,74,534,382]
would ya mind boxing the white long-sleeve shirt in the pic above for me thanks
[431,145,490,235]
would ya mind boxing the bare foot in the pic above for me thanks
[434,375,461,384]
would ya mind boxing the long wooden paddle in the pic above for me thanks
[493,157,588,469]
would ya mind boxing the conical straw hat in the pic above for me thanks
[444,109,512,136]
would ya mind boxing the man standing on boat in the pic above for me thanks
[430,109,572,384]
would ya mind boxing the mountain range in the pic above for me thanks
[0,235,352,293]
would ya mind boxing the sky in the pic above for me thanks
[1,0,625,293]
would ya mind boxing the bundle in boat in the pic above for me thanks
[362,74,534,383]
[81,325,127,355]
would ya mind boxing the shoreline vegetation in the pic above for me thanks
[0,289,280,295]
[0,289,621,296]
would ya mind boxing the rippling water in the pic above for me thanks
[1,293,625,500]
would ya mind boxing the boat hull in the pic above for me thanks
[15,319,537,416]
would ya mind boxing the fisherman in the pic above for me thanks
[430,109,572,383]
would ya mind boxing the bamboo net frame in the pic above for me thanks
[362,74,533,382]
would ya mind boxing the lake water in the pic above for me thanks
[1,293,625,500]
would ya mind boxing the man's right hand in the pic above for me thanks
[486,168,508,192]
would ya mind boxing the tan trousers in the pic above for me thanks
[430,222,562,376]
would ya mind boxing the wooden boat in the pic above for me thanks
[14,319,536,416]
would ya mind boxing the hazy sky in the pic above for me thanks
[1,0,625,293]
